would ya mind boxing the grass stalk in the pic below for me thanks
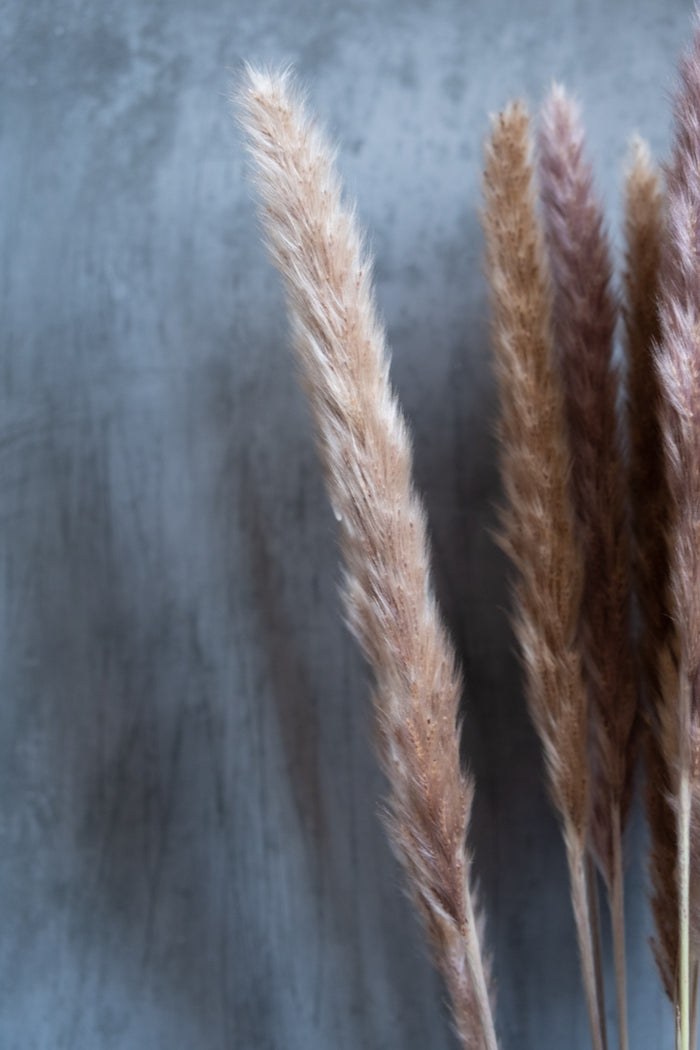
[238,65,497,1050]
[569,839,605,1050]
[464,873,499,1050]
[681,772,692,1050]
[691,956,699,1049]
[586,851,609,1050]
[610,803,629,1050]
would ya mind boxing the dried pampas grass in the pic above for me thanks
[538,84,636,1050]
[655,21,700,1050]
[481,101,604,1050]
[235,17,700,1048]
[621,137,680,1005]
[623,138,668,701]
[236,66,497,1050]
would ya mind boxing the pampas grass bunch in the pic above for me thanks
[237,13,700,1048]
[481,101,604,1050]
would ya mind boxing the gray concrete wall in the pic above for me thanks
[0,1,692,1047]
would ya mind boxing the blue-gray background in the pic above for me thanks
[0,1,691,1047]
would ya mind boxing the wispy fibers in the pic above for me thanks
[236,67,497,1050]
[621,137,681,1008]
[482,100,603,1050]
[655,22,700,1050]
[538,84,636,1050]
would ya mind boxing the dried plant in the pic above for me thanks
[481,100,604,1050]
[623,138,668,696]
[233,15,700,1048]
[236,66,497,1050]
[538,84,636,1050]
[621,137,680,1005]
[655,21,700,1050]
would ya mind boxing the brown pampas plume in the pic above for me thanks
[655,20,700,1050]
[624,137,669,708]
[538,84,636,1050]
[621,137,680,1004]
[482,101,603,1050]
[236,66,497,1050]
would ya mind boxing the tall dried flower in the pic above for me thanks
[656,21,700,1050]
[621,137,680,1003]
[236,66,497,1050]
[482,100,603,1050]
[624,138,668,696]
[538,84,636,1050]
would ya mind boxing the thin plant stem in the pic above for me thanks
[569,839,605,1050]
[610,802,629,1050]
[680,771,691,1050]
[691,956,699,1049]
[586,850,609,1050]
[464,873,499,1050]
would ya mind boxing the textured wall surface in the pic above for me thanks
[0,1,693,1047]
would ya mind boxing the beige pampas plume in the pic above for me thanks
[235,66,497,1050]
[655,19,700,1050]
[482,101,603,1050]
[537,84,636,1050]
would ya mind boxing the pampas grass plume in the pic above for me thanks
[482,100,604,1050]
[621,136,681,1003]
[236,66,497,1050]
[655,21,700,1049]
[538,86,637,1050]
